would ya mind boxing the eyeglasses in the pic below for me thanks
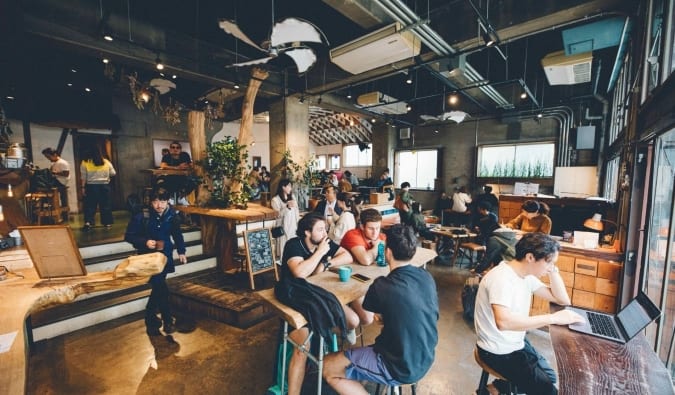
[170,145,180,149]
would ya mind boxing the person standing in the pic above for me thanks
[41,147,70,209]
[80,146,116,230]
[259,166,271,192]
[124,188,187,335]
[396,182,414,224]
[271,179,300,258]
[474,232,583,394]
[323,224,439,394]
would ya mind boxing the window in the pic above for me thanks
[603,156,621,202]
[314,155,327,170]
[477,142,555,178]
[329,154,340,170]
[393,149,438,189]
[343,144,372,166]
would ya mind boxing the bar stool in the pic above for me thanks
[474,348,517,395]
[458,242,486,268]
[374,382,417,395]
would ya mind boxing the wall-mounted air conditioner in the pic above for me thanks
[399,127,411,140]
[330,22,421,75]
[541,50,593,85]
[356,91,408,115]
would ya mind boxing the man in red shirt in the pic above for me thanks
[341,208,387,266]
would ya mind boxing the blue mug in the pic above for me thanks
[338,266,352,282]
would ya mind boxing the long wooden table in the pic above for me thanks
[176,203,277,273]
[256,247,437,395]
[0,250,166,395]
[549,304,674,394]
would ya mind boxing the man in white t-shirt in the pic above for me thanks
[474,232,583,395]
[42,147,70,208]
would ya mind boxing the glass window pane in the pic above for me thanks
[343,144,372,166]
[478,143,554,178]
[394,149,438,189]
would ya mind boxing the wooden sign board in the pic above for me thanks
[18,225,87,279]
[243,228,278,289]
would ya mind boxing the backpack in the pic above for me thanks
[461,275,480,321]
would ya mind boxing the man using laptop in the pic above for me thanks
[474,232,584,394]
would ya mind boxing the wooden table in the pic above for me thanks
[140,168,191,178]
[0,250,166,395]
[429,226,477,266]
[549,304,674,394]
[176,204,277,273]
[256,247,437,394]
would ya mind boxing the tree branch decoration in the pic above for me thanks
[199,137,251,208]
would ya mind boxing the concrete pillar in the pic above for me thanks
[370,123,397,182]
[268,97,310,194]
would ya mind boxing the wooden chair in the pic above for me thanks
[25,188,65,225]
[474,348,517,395]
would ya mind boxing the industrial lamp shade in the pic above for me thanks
[584,213,604,231]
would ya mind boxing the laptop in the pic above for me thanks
[566,291,661,343]
[18,225,87,281]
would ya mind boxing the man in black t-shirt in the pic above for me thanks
[280,213,363,395]
[323,224,439,393]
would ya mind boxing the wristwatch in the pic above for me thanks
[323,260,332,272]
[550,265,559,274]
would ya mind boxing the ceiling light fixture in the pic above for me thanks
[172,74,177,79]
[349,119,355,126]
[371,118,376,123]
[434,129,439,134]
[234,83,240,89]
[405,69,413,84]
[102,58,109,64]
[85,87,91,92]
[448,94,458,105]
[406,104,412,112]
[155,56,164,71]
[520,92,527,99]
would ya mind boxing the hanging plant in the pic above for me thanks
[198,137,251,208]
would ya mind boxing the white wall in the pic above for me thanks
[211,122,271,168]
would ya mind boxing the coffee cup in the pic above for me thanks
[155,240,165,250]
[338,266,352,282]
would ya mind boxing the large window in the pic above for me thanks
[343,144,372,167]
[394,149,438,189]
[604,156,621,202]
[477,142,555,178]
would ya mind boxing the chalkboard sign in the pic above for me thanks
[243,228,279,289]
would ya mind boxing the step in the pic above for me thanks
[30,252,216,341]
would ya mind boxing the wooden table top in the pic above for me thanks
[176,203,278,221]
[141,168,191,176]
[549,304,674,394]
[430,226,478,239]
[0,250,166,395]
[257,247,437,329]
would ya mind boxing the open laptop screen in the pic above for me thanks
[617,292,661,339]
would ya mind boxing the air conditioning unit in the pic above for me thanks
[330,22,421,75]
[399,127,411,140]
[356,91,408,115]
[541,50,593,85]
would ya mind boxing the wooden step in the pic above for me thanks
[169,268,277,329]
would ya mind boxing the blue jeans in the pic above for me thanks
[477,338,557,394]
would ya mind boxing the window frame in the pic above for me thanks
[476,141,557,181]
[393,148,441,190]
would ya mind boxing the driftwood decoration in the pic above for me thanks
[231,67,269,196]
[188,110,210,206]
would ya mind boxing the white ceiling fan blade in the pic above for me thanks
[218,20,265,52]
[271,18,326,47]
[443,111,470,123]
[150,78,176,94]
[229,56,275,68]
[283,48,316,73]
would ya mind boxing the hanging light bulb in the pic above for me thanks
[7,184,13,198]
[520,92,527,99]
[448,94,459,105]
[405,69,413,84]
[140,88,151,103]
[155,56,164,71]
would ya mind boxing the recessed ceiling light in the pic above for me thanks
[67,83,73,87]
[71,69,77,73]
[234,84,240,89]
[102,58,109,64]
[434,129,439,134]
[172,74,177,79]
[85,87,91,92]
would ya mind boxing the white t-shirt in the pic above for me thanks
[51,157,70,186]
[474,262,544,354]
[452,192,472,212]
[328,211,356,245]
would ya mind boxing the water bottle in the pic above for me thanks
[376,242,386,266]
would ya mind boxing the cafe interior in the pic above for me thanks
[2,0,675,393]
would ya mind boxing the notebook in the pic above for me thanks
[566,291,661,343]
[18,225,87,280]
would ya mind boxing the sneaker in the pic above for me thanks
[345,329,357,345]
[104,224,113,229]
[163,318,176,334]
[82,223,92,231]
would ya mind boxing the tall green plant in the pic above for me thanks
[199,137,251,208]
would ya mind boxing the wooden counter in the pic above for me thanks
[0,250,166,395]
[549,304,674,394]
[176,203,277,273]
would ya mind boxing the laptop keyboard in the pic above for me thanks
[587,311,620,339]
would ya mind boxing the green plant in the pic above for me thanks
[198,137,251,208]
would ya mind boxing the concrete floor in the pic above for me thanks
[26,260,557,395]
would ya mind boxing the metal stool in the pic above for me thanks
[375,382,417,395]
[474,348,517,394]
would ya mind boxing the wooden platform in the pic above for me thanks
[169,268,276,329]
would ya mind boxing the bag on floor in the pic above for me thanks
[461,276,480,321]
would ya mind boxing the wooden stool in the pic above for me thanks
[375,382,417,395]
[474,348,516,394]
[459,242,486,268]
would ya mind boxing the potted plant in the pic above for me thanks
[199,137,251,208]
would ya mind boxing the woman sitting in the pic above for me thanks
[328,192,357,245]
[504,200,552,234]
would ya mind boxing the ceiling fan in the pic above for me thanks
[219,17,328,74]
[420,111,471,124]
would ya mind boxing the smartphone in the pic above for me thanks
[351,273,370,282]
